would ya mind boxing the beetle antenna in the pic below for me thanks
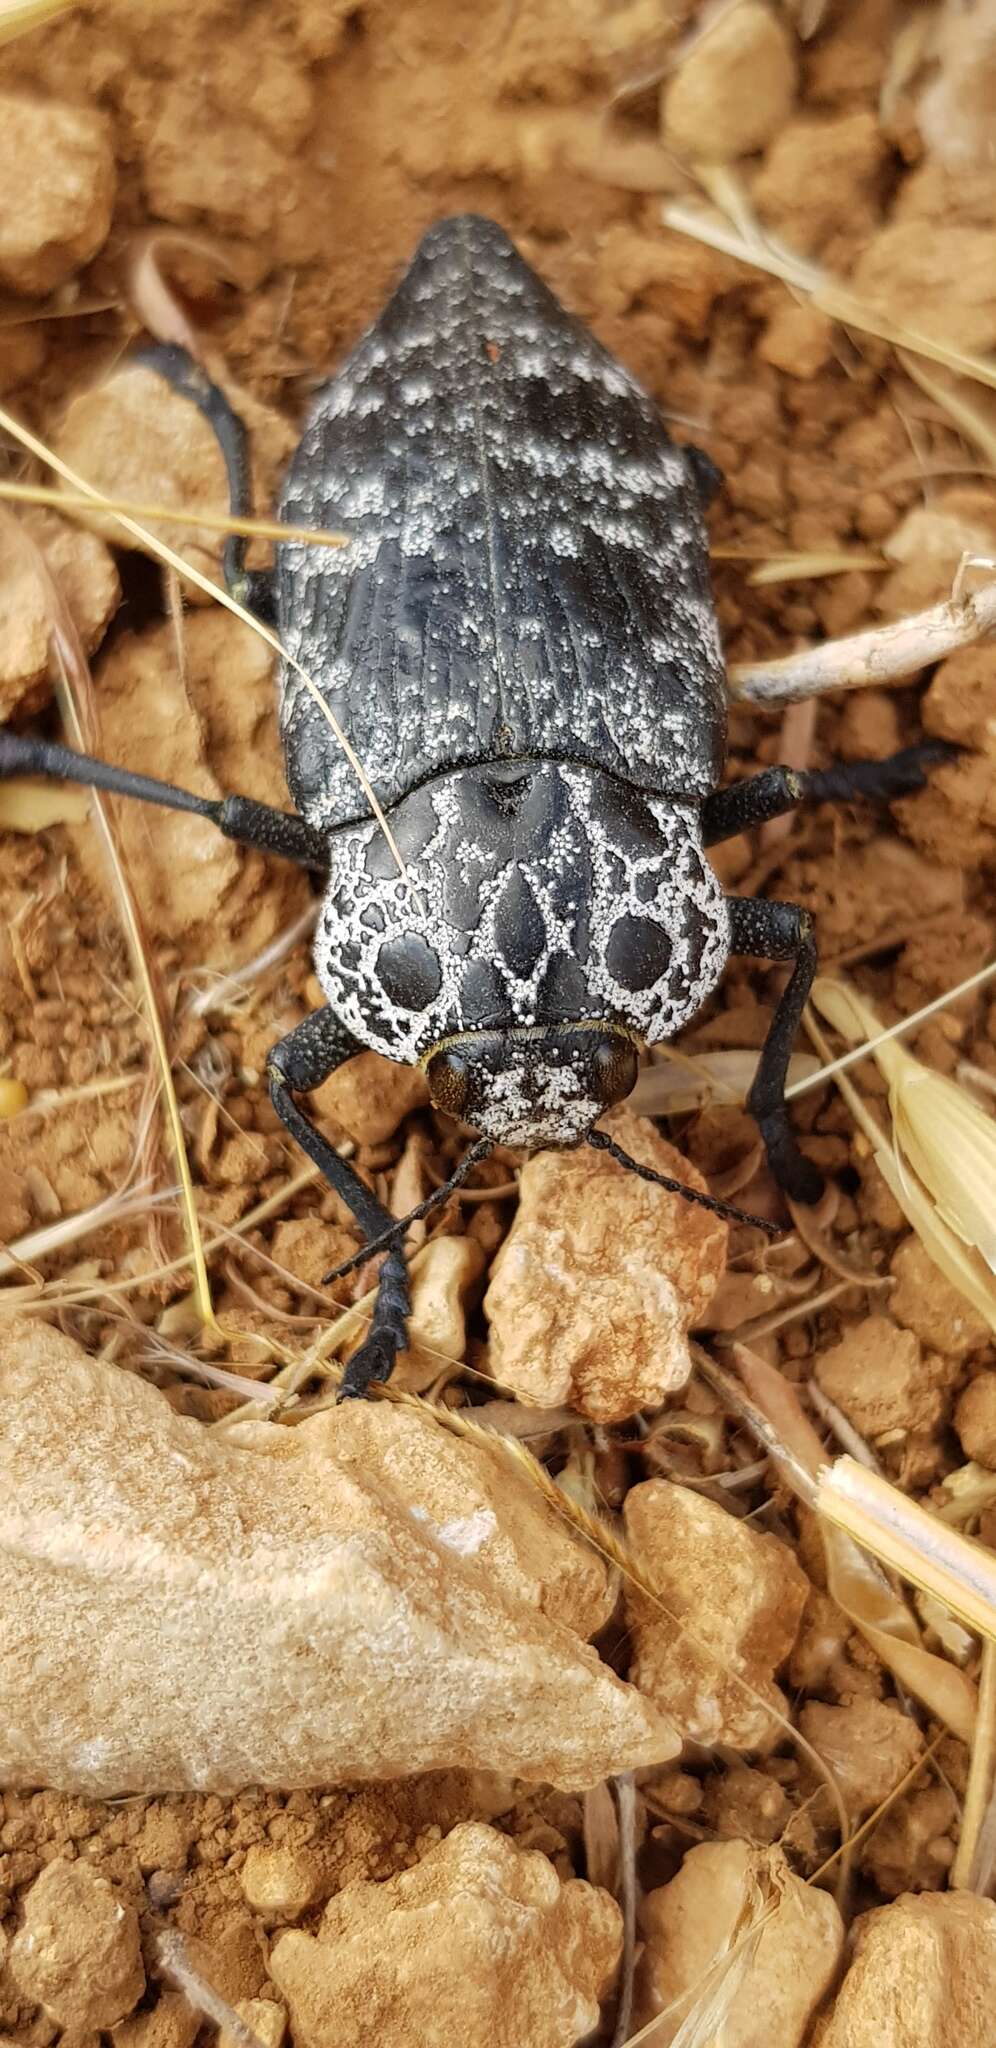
[323,1137,494,1284]
[585,1129,783,1234]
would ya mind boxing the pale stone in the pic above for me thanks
[799,1698,925,1825]
[662,4,797,161]
[814,1315,946,1439]
[311,1049,429,1146]
[218,2001,286,2048]
[0,1319,673,1794]
[239,1844,325,1922]
[483,1109,727,1422]
[955,1374,996,1467]
[110,1993,200,2048]
[638,1841,844,2047]
[853,223,996,356]
[890,1234,992,1357]
[624,1479,809,1749]
[270,1822,622,2048]
[9,1859,144,2032]
[394,1234,486,1392]
[0,508,120,720]
[0,95,115,294]
[819,1891,996,2047]
[53,362,294,590]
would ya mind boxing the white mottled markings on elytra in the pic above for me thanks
[274,214,727,833]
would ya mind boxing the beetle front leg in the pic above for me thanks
[726,896,823,1206]
[267,1007,411,1399]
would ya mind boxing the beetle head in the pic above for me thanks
[423,1022,638,1147]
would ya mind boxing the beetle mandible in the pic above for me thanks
[1,215,950,1396]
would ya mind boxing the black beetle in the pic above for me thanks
[0,215,949,1395]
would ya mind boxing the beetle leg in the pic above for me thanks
[0,729,327,870]
[726,896,823,1206]
[702,741,955,845]
[267,1007,411,1400]
[132,341,275,620]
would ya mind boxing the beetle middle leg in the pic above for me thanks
[702,741,954,845]
[267,1006,411,1399]
[725,896,822,1206]
[0,729,327,869]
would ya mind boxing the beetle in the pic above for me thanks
[0,214,950,1396]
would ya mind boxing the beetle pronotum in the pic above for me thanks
[0,215,951,1395]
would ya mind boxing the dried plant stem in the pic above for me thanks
[610,1773,638,2048]
[0,399,404,871]
[54,659,215,1326]
[818,1459,996,1646]
[155,1929,266,2047]
[728,574,996,703]
[0,0,76,40]
[664,200,996,393]
[0,476,348,548]
[788,960,996,1100]
[952,1640,996,1890]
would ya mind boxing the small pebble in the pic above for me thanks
[9,1858,144,2032]
[0,93,115,294]
[820,1890,996,2047]
[269,1822,622,2048]
[661,2,796,160]
[638,1841,843,2047]
[624,1479,808,1750]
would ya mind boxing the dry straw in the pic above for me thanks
[807,974,996,1335]
[0,0,76,41]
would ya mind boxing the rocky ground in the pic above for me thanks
[2,0,996,2043]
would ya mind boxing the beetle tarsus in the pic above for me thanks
[337,1247,411,1401]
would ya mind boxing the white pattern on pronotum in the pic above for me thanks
[315,761,730,1143]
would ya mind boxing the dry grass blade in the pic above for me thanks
[0,476,348,548]
[0,508,215,1323]
[630,1047,819,1117]
[663,199,996,393]
[610,1772,637,2048]
[952,1640,996,1890]
[819,1458,996,1653]
[0,400,404,873]
[746,549,886,586]
[811,975,996,1276]
[898,351,996,474]
[707,1345,978,1743]
[0,0,76,40]
[789,959,996,1101]
[802,996,996,1339]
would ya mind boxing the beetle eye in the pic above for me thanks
[590,1037,638,1108]
[427,1047,470,1119]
